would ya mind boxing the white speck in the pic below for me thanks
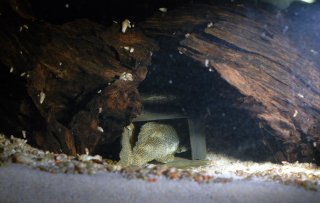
[85,148,89,155]
[0,12,2,16]
[20,72,26,77]
[310,49,318,55]
[313,142,317,147]
[205,59,209,67]
[26,74,30,78]
[22,130,26,139]
[179,51,183,55]
[293,110,298,118]
[124,46,130,51]
[9,67,14,73]
[150,51,153,56]
[19,26,23,32]
[209,68,213,72]
[131,24,135,28]
[97,126,104,133]
[207,22,213,28]
[59,62,63,66]
[108,82,111,86]
[185,33,190,38]
[23,24,29,29]
[120,72,133,81]
[39,91,45,104]
[168,80,173,84]
[297,93,304,98]
[19,50,23,55]
[65,4,69,8]
[98,107,102,113]
[112,20,118,24]
[97,89,102,94]
[282,25,289,34]
[121,19,131,33]
[129,47,134,53]
[159,7,167,12]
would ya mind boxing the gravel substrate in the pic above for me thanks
[1,134,320,203]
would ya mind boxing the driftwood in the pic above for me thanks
[0,0,157,155]
[140,3,320,162]
[1,0,320,163]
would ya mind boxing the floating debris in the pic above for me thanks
[20,72,26,77]
[123,46,134,53]
[19,24,29,32]
[121,19,131,33]
[185,33,190,38]
[293,110,298,118]
[21,130,26,139]
[98,107,102,114]
[282,25,289,34]
[65,4,69,8]
[205,59,209,67]
[97,89,102,94]
[112,20,118,24]
[97,126,104,133]
[120,72,133,81]
[159,7,167,13]
[207,22,213,28]
[310,49,318,55]
[297,93,304,98]
[39,91,45,104]
[9,67,14,73]
[85,148,89,155]
[59,62,63,66]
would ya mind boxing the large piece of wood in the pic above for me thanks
[1,0,320,163]
[140,3,320,162]
[0,0,157,154]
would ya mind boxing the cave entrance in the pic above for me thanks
[133,110,207,160]
[138,46,275,163]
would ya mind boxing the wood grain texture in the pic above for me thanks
[0,0,157,154]
[140,3,320,162]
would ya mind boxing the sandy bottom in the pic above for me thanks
[0,163,319,203]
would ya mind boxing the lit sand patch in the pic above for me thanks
[1,134,319,191]
[192,153,320,191]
